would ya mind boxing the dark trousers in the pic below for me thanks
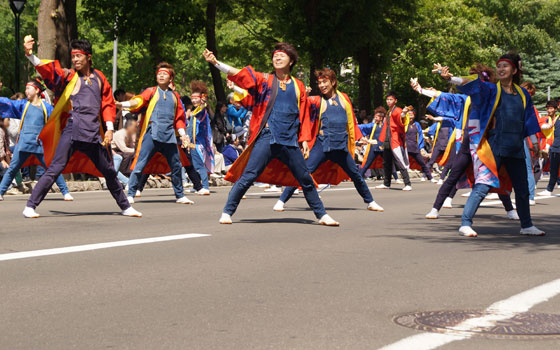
[383,147,411,187]
[279,141,373,204]
[359,150,383,178]
[462,156,531,228]
[180,147,204,192]
[27,125,129,210]
[433,150,513,211]
[546,152,560,192]
[440,149,456,180]
[408,152,432,180]
[223,129,326,218]
[427,147,445,169]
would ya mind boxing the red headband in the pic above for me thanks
[317,76,330,81]
[496,58,516,69]
[273,50,288,56]
[157,68,172,77]
[26,83,40,91]
[71,50,90,56]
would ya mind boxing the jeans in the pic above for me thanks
[0,150,69,195]
[223,128,327,218]
[128,131,184,199]
[112,153,129,186]
[462,155,532,228]
[359,150,383,178]
[279,140,373,204]
[190,148,209,189]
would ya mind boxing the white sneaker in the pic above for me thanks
[375,184,389,189]
[538,190,552,196]
[0,194,3,201]
[135,190,142,198]
[294,189,300,195]
[122,207,142,217]
[520,226,545,236]
[396,179,404,184]
[425,208,439,219]
[506,209,519,220]
[431,178,439,183]
[437,179,444,185]
[485,193,499,200]
[197,188,210,196]
[461,191,471,197]
[402,185,412,191]
[557,184,560,189]
[273,200,285,212]
[319,214,339,226]
[176,196,194,204]
[63,193,74,201]
[367,201,384,212]
[264,185,282,193]
[219,213,232,224]
[127,196,134,204]
[256,183,270,188]
[22,206,40,218]
[420,177,426,182]
[529,199,536,206]
[442,197,453,209]
[459,226,478,237]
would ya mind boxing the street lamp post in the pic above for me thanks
[10,0,27,93]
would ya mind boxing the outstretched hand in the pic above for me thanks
[410,77,421,93]
[432,63,453,80]
[203,49,218,65]
[24,35,35,56]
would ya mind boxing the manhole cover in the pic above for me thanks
[393,310,560,340]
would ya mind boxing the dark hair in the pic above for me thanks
[26,79,46,92]
[315,68,337,90]
[546,100,558,109]
[272,42,298,71]
[226,134,235,144]
[71,39,93,55]
[156,62,175,79]
[373,106,387,115]
[181,96,192,108]
[215,101,226,115]
[126,113,138,121]
[113,89,126,100]
[469,63,496,84]
[386,91,398,99]
[124,118,138,129]
[497,52,523,85]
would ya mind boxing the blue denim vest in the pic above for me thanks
[268,81,300,146]
[550,116,560,152]
[150,88,177,144]
[319,95,348,152]
[489,91,525,159]
[16,104,45,154]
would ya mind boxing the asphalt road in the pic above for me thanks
[2,179,560,349]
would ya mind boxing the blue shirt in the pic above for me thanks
[267,81,300,146]
[550,116,560,152]
[359,122,384,152]
[222,144,239,166]
[318,95,348,152]
[16,105,45,154]
[150,88,176,144]
[227,104,247,127]
[490,91,525,158]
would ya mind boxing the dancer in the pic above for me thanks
[426,114,455,181]
[0,79,72,201]
[411,68,518,221]
[359,107,386,179]
[203,43,339,226]
[538,100,559,196]
[187,81,214,195]
[22,36,141,218]
[374,92,412,191]
[402,106,433,181]
[438,53,544,236]
[117,62,193,205]
[273,68,383,212]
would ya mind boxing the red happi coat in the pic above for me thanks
[307,92,363,185]
[129,87,190,174]
[225,66,313,187]
[36,60,115,176]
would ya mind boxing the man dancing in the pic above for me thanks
[203,43,339,226]
[22,36,141,218]
[273,68,383,212]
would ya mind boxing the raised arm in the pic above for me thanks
[203,49,241,76]
[0,98,27,119]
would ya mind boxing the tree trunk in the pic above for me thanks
[205,0,226,102]
[305,0,321,95]
[357,45,372,114]
[373,71,384,109]
[37,0,77,68]
[149,30,162,66]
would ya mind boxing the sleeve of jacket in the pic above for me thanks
[96,70,116,123]
[297,80,312,142]
[174,92,187,130]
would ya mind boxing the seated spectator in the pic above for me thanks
[222,134,241,171]
[227,93,248,128]
[111,115,139,187]
[212,101,228,152]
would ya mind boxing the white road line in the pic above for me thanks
[0,233,211,262]
[378,278,560,350]
[480,194,559,207]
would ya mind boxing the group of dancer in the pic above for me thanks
[0,34,554,236]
